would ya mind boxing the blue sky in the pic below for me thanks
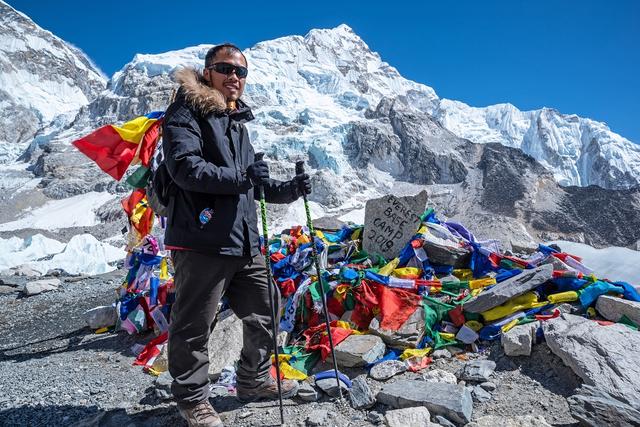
[9,0,639,142]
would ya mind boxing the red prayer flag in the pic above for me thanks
[73,125,138,180]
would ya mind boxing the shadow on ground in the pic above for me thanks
[0,325,158,365]
[0,404,182,427]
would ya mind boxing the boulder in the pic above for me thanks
[369,307,425,349]
[456,360,496,382]
[423,240,470,268]
[207,310,243,379]
[422,369,457,385]
[479,382,496,392]
[0,285,19,295]
[463,264,553,313]
[465,415,552,427]
[367,411,384,425]
[349,375,375,409]
[501,322,538,356]
[431,349,450,359]
[384,407,431,427]
[595,295,640,326]
[316,376,349,397]
[23,278,61,296]
[543,314,640,407]
[376,379,472,425]
[334,334,386,367]
[568,385,640,427]
[369,360,407,381]
[306,409,329,427]
[434,415,457,427]
[83,305,117,329]
[297,381,320,402]
[10,265,41,278]
[472,385,492,402]
[154,371,173,400]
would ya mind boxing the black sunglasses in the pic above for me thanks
[206,62,248,79]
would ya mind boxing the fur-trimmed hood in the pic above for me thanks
[174,67,242,116]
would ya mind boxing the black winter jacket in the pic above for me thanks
[162,68,298,256]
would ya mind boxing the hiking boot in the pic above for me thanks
[236,376,299,403]
[178,399,223,427]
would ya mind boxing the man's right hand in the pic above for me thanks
[246,159,270,185]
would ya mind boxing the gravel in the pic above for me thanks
[0,268,582,426]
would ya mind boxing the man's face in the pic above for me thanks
[203,50,247,101]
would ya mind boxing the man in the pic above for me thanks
[162,44,309,427]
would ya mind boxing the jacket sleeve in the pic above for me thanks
[261,178,300,204]
[163,106,250,195]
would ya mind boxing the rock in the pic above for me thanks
[83,305,117,329]
[306,409,329,426]
[423,239,470,268]
[10,265,41,278]
[472,385,492,402]
[422,369,457,385]
[596,295,640,325]
[23,278,61,296]
[556,303,575,314]
[0,285,19,295]
[207,310,243,379]
[455,324,479,344]
[367,411,384,425]
[384,407,431,427]
[434,415,456,427]
[369,307,425,349]
[431,349,450,359]
[349,375,375,409]
[334,334,386,367]
[568,385,640,427]
[501,322,538,356]
[369,360,407,381]
[316,376,349,398]
[479,382,496,392]
[297,381,320,402]
[543,314,640,407]
[446,346,464,356]
[154,371,172,400]
[465,415,552,426]
[376,379,473,425]
[456,360,496,382]
[363,191,428,258]
[463,264,553,313]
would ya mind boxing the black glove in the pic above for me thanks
[292,173,312,198]
[246,160,269,185]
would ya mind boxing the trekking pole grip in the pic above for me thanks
[254,152,265,199]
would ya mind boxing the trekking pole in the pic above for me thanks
[295,160,343,401]
[255,153,285,425]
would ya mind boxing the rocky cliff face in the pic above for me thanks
[0,0,106,162]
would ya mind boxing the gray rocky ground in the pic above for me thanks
[0,269,585,427]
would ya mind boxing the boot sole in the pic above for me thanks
[236,382,299,403]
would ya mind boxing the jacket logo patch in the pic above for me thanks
[199,208,214,227]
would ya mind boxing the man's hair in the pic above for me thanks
[205,43,247,67]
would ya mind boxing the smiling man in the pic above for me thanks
[162,44,309,427]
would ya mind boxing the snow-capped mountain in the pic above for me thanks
[436,100,640,189]
[0,7,639,251]
[0,0,106,162]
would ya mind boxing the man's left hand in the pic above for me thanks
[293,173,312,197]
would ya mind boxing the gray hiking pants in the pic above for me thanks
[168,250,279,405]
